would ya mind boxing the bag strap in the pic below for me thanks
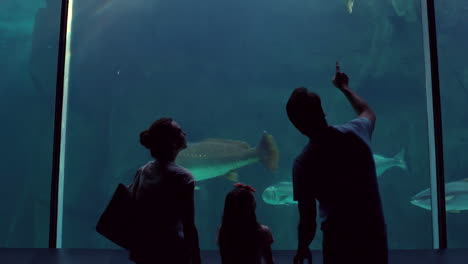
[128,168,142,201]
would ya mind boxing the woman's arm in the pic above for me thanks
[264,245,275,264]
[262,226,275,264]
[182,182,201,264]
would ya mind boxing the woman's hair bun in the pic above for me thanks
[140,130,153,149]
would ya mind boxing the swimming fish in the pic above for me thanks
[72,0,117,20]
[262,182,297,206]
[345,0,354,14]
[261,150,407,206]
[177,132,279,182]
[410,179,468,213]
[374,149,407,177]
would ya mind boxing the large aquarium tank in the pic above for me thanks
[1,0,468,251]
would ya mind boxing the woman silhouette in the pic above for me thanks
[128,118,201,264]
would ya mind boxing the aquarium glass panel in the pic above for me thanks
[63,0,432,249]
[435,0,468,248]
[0,0,61,247]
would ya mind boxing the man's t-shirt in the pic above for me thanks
[292,117,386,239]
[334,117,374,147]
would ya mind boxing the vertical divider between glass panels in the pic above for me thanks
[420,0,447,249]
[49,0,71,249]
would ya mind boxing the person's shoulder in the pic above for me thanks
[259,224,271,233]
[334,117,374,140]
[294,141,312,161]
[335,117,374,146]
[258,224,274,244]
[171,164,195,184]
[334,117,367,129]
[295,140,321,170]
[350,117,374,130]
[353,117,373,126]
[139,160,156,175]
[171,163,191,175]
[141,160,154,168]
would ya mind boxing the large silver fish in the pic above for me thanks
[374,149,407,177]
[262,182,297,206]
[177,132,279,182]
[411,179,468,213]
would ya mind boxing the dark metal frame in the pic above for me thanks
[47,0,447,249]
[421,0,447,249]
[422,0,447,249]
[49,0,70,248]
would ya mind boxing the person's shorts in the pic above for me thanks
[129,237,190,264]
[322,229,388,264]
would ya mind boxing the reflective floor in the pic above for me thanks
[0,249,468,264]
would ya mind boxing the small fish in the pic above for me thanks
[373,149,407,177]
[262,182,297,206]
[345,0,354,14]
[94,0,116,16]
[177,132,279,182]
[411,179,468,213]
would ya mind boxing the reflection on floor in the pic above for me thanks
[0,249,467,264]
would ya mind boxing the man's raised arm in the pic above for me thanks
[332,62,376,124]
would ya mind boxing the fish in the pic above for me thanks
[72,0,116,20]
[94,0,116,16]
[261,150,407,206]
[391,0,410,17]
[374,149,407,177]
[262,182,297,206]
[345,0,354,14]
[411,179,468,213]
[176,132,279,182]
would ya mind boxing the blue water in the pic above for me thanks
[1,0,468,250]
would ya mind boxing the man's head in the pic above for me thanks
[286,87,327,137]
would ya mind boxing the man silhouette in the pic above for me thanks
[287,62,388,264]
